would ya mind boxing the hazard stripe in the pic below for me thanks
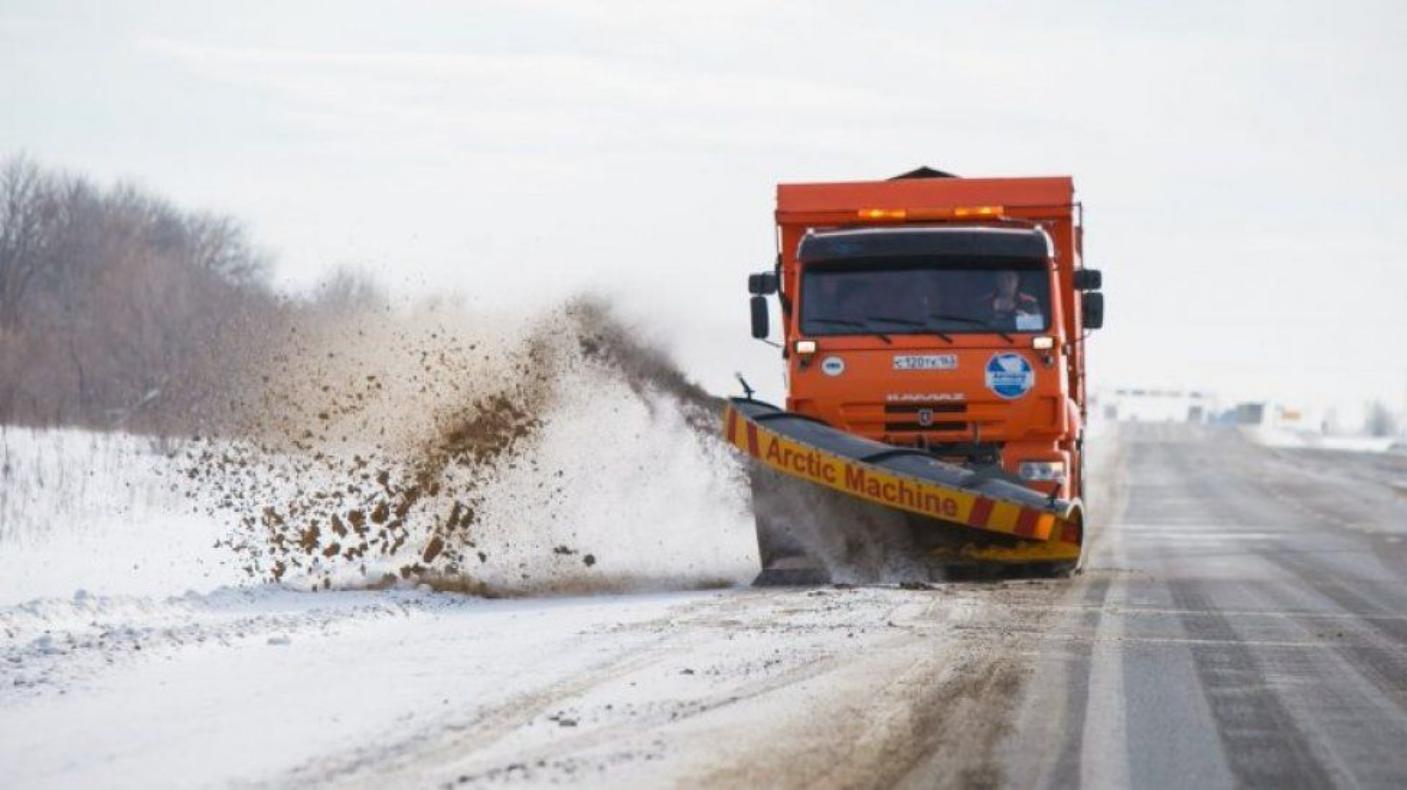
[1015,508,1039,537]
[745,422,760,457]
[987,501,1019,533]
[726,407,738,447]
[967,496,995,528]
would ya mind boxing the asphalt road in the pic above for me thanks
[998,423,1407,788]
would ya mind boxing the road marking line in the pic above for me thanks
[1080,521,1130,790]
[985,603,1407,622]
[950,625,1368,650]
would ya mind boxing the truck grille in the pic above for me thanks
[882,403,966,433]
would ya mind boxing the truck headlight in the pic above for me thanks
[1018,461,1065,482]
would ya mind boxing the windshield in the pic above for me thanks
[800,259,1051,337]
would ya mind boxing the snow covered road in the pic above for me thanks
[2,580,1067,788]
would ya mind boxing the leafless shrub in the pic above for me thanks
[310,265,390,315]
[0,154,291,432]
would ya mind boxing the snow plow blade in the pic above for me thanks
[724,398,1083,584]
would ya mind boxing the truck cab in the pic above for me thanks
[748,170,1103,503]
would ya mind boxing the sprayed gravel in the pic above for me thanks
[176,299,745,595]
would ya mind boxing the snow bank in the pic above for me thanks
[1,586,464,697]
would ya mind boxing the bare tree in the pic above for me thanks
[0,156,51,329]
[311,265,389,315]
[0,153,283,430]
[185,213,271,286]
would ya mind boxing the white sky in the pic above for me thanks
[3,0,1405,419]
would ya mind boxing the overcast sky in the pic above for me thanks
[3,0,1405,419]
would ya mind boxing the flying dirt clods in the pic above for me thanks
[182,298,736,595]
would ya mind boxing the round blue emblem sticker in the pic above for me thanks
[985,353,1035,399]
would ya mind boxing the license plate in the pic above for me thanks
[893,354,957,371]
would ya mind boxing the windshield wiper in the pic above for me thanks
[927,313,1014,342]
[807,317,891,344]
[865,315,953,344]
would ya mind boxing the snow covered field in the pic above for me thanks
[0,415,754,787]
[0,428,247,605]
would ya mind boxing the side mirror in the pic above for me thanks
[1073,269,1102,290]
[1082,291,1105,329]
[748,272,779,295]
[750,295,770,339]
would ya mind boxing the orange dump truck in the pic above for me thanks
[726,167,1104,583]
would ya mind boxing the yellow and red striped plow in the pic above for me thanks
[724,402,1078,545]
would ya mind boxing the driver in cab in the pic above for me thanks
[986,271,1041,328]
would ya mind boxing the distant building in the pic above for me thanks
[1094,387,1218,424]
[1232,401,1402,452]
[1232,402,1316,432]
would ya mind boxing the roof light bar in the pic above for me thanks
[857,208,907,220]
[953,205,1003,218]
[856,205,1005,221]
